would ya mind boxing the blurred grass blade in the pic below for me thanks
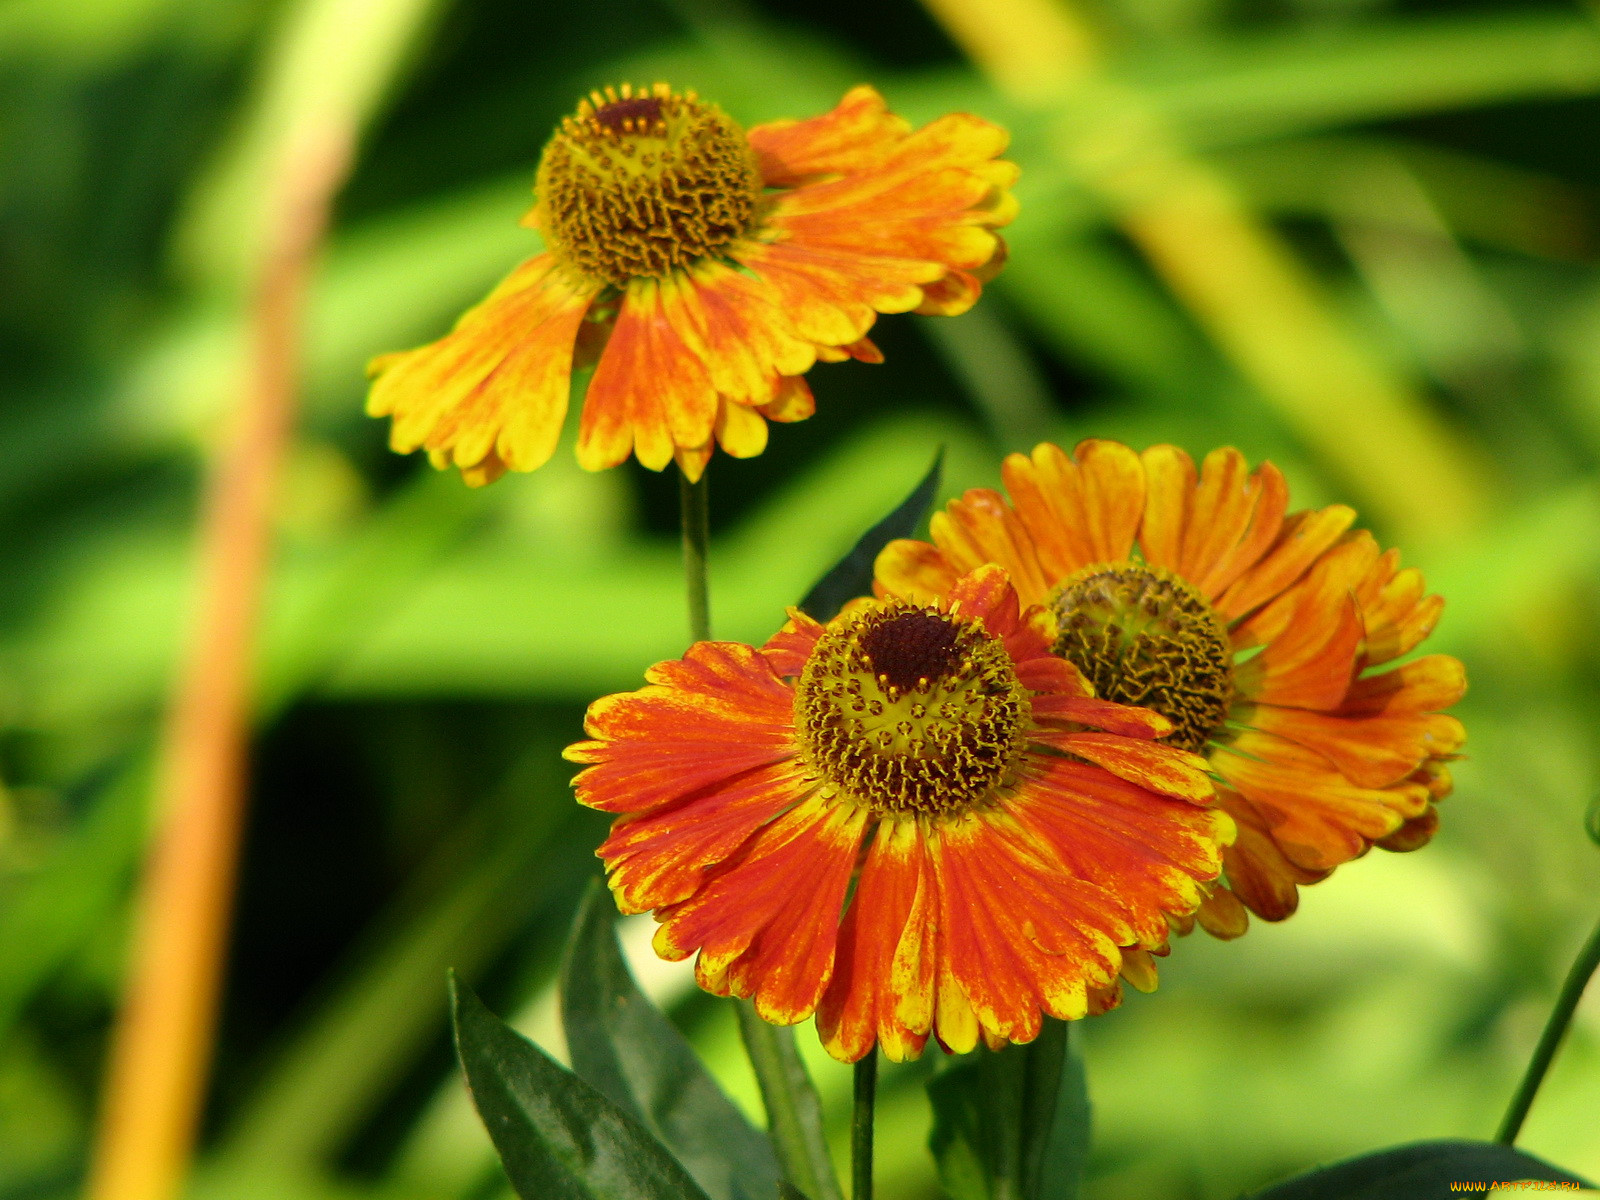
[927,1019,1089,1200]
[0,752,149,1038]
[450,974,713,1200]
[799,449,943,622]
[560,882,781,1200]
[1244,1140,1592,1198]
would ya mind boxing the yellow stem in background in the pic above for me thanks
[84,125,351,1200]
[921,0,1486,544]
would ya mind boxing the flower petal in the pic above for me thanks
[368,254,596,476]
[599,761,813,913]
[1010,758,1231,947]
[567,641,796,813]
[1003,440,1144,583]
[817,816,936,1063]
[578,275,717,472]
[653,793,870,1026]
[747,84,912,187]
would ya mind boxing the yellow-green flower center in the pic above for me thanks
[534,83,763,287]
[794,605,1029,816]
[1050,563,1233,753]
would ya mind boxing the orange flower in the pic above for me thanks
[874,440,1466,937]
[367,83,1015,486]
[565,565,1231,1062]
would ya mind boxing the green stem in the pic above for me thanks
[852,1053,876,1200]
[735,1003,843,1200]
[679,471,712,643]
[1496,910,1600,1144]
[677,467,840,1200]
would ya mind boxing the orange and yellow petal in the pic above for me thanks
[599,762,814,914]
[1213,730,1431,872]
[817,816,937,1063]
[927,808,1125,1045]
[653,793,871,1025]
[567,641,797,813]
[577,275,719,474]
[1003,440,1145,584]
[367,254,597,481]
[1011,758,1232,949]
[746,84,913,187]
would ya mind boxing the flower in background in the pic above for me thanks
[566,565,1231,1062]
[875,440,1466,937]
[367,83,1016,486]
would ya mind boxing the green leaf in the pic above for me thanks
[449,973,712,1200]
[1245,1140,1593,1199]
[559,882,782,1200]
[1585,795,1600,849]
[798,448,943,622]
[927,1018,1089,1200]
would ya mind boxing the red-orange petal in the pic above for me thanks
[1248,704,1466,789]
[1012,758,1231,948]
[599,761,813,914]
[653,794,871,1026]
[567,641,796,813]
[817,816,936,1063]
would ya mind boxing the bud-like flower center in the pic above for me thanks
[795,606,1029,815]
[535,83,763,286]
[1050,564,1234,753]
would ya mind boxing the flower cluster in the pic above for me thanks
[366,83,1465,1064]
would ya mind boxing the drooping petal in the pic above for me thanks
[1010,757,1232,948]
[599,761,815,913]
[1214,731,1431,872]
[578,275,717,473]
[368,254,597,480]
[653,793,871,1026]
[1212,788,1330,921]
[817,816,936,1063]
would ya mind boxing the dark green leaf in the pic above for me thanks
[927,1018,1090,1200]
[560,881,782,1200]
[1245,1139,1593,1199]
[1585,794,1600,848]
[776,1184,812,1200]
[798,448,943,621]
[449,973,712,1200]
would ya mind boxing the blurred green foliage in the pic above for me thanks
[2,0,1599,1197]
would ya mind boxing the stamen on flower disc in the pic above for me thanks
[1051,564,1233,753]
[795,605,1028,815]
[535,82,763,286]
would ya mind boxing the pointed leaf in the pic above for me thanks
[449,974,712,1200]
[927,1018,1090,1200]
[799,448,943,621]
[1245,1139,1592,1199]
[560,881,782,1200]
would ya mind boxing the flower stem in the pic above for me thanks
[735,1003,844,1200]
[852,1053,877,1200]
[677,467,841,1200]
[680,471,712,643]
[1496,910,1600,1144]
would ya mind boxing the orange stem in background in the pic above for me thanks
[85,126,351,1200]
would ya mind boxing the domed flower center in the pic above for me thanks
[1050,564,1233,753]
[795,605,1029,816]
[535,83,763,287]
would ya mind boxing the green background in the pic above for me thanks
[1,0,1597,1195]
